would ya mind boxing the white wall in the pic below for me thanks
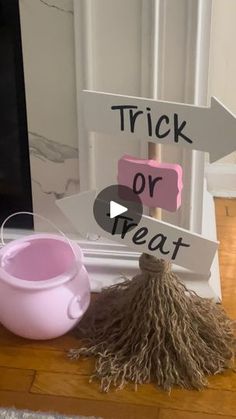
[19,0,79,232]
[77,0,148,193]
[209,0,236,164]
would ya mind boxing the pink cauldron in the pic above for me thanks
[0,233,90,340]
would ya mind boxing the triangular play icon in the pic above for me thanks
[109,200,128,218]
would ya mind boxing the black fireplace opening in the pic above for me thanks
[0,0,33,230]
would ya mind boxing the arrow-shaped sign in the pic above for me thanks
[56,191,218,275]
[82,90,236,162]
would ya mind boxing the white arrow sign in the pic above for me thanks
[82,90,236,162]
[56,191,218,275]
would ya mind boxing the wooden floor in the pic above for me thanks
[0,198,236,419]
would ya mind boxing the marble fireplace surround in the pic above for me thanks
[19,0,80,233]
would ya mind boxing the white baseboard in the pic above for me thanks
[1,190,221,301]
[206,163,236,197]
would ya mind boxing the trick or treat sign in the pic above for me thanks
[56,190,218,275]
[54,88,236,275]
[82,90,236,162]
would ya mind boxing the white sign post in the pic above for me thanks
[56,191,218,275]
[82,90,236,162]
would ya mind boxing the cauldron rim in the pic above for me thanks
[0,233,83,290]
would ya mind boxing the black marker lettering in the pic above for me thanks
[148,234,170,254]
[111,214,137,238]
[111,105,137,131]
[148,175,163,197]
[174,114,193,144]
[121,218,138,239]
[132,227,148,245]
[133,173,145,194]
[155,115,170,138]
[172,237,190,260]
[129,109,143,133]
[146,107,152,136]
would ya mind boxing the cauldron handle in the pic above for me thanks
[0,211,82,264]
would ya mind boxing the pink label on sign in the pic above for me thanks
[118,155,183,212]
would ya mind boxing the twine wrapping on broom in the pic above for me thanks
[69,253,236,392]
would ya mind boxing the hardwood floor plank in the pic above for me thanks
[0,390,159,419]
[208,370,236,391]
[214,215,236,228]
[0,367,34,392]
[0,346,93,375]
[214,198,236,217]
[214,198,229,217]
[0,327,80,351]
[214,198,236,319]
[31,371,236,417]
[224,199,236,217]
[218,240,236,250]
[159,409,235,419]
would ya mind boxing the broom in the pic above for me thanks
[69,253,236,392]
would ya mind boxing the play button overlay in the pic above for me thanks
[93,184,143,235]
[110,201,128,218]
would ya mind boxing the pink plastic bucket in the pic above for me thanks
[0,233,90,340]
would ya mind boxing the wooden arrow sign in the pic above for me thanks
[82,90,236,162]
[56,192,218,275]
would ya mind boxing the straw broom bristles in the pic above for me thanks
[69,253,236,392]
